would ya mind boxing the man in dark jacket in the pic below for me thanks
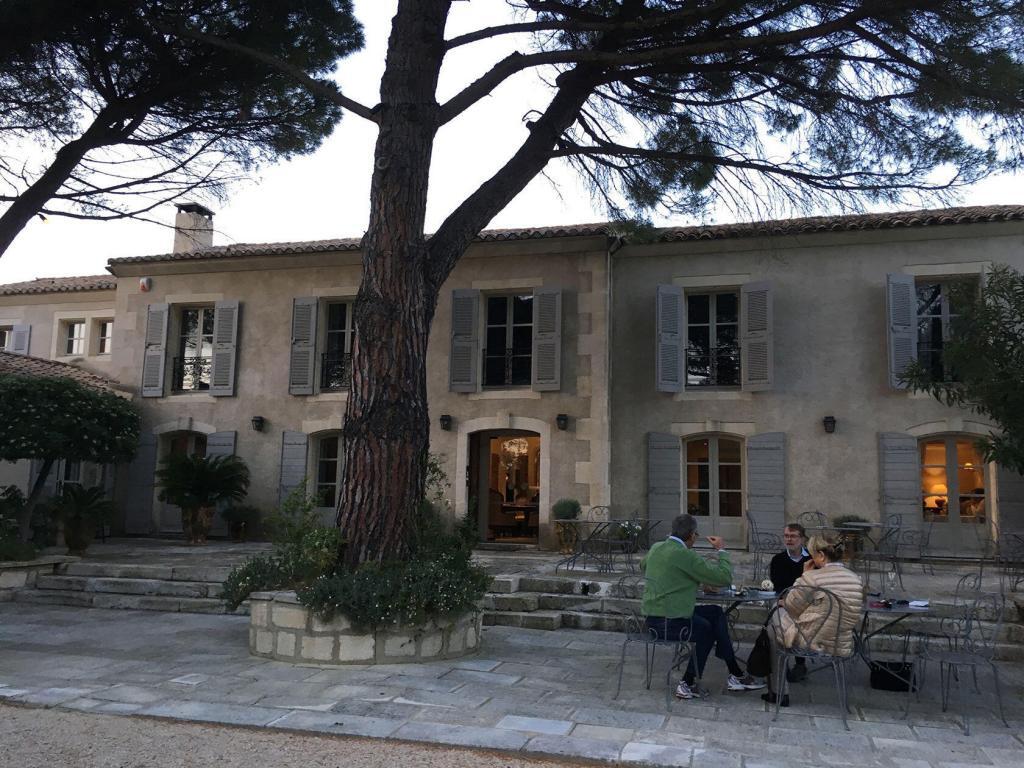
[769,523,811,682]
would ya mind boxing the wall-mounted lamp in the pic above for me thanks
[822,415,836,434]
[251,415,266,432]
[439,414,453,431]
[555,414,569,431]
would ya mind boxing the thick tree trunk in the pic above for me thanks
[18,457,54,543]
[335,0,450,567]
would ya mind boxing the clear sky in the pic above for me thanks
[1,1,1022,285]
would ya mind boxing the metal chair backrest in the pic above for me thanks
[586,505,611,522]
[963,592,1005,659]
[778,584,846,657]
[797,511,828,530]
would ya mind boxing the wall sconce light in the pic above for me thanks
[439,414,453,431]
[251,415,266,432]
[822,415,836,434]
[555,414,569,431]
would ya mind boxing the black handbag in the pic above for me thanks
[746,614,773,678]
[869,660,916,692]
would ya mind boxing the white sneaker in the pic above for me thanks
[674,681,708,699]
[727,674,767,691]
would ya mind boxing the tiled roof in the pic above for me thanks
[105,204,1024,267]
[0,275,115,297]
[0,351,121,393]
[654,205,1024,242]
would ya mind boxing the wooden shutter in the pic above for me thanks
[995,464,1024,535]
[141,304,169,398]
[647,432,682,529]
[9,324,30,355]
[532,286,562,392]
[878,432,921,532]
[121,432,158,534]
[205,431,236,458]
[209,301,239,397]
[449,289,480,392]
[279,430,309,503]
[741,281,773,391]
[655,285,683,392]
[747,432,786,532]
[887,273,917,390]
[289,297,318,395]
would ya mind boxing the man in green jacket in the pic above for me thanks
[642,513,765,699]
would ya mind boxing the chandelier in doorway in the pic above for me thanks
[500,437,530,468]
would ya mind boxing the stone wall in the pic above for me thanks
[248,591,482,665]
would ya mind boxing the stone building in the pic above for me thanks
[2,203,1023,555]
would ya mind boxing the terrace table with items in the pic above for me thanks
[853,598,932,694]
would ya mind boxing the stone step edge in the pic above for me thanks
[60,563,233,582]
[37,574,223,590]
[11,588,247,616]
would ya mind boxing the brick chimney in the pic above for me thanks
[173,203,214,253]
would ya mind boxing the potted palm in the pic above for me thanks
[53,485,113,555]
[156,454,251,544]
[222,504,262,541]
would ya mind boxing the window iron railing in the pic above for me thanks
[482,346,531,387]
[685,344,740,387]
[320,351,352,391]
[171,356,212,392]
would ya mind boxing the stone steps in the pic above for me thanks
[36,574,222,599]
[12,587,247,615]
[481,574,1024,660]
[60,561,232,583]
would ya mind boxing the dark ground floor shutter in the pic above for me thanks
[120,433,158,535]
[647,432,682,532]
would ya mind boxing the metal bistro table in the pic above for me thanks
[854,599,931,690]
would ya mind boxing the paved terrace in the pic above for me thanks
[0,540,1021,767]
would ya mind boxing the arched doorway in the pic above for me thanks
[468,429,541,544]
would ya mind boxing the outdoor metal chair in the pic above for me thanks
[614,575,699,708]
[857,514,903,591]
[907,591,1008,735]
[747,512,782,585]
[896,520,935,576]
[770,585,855,730]
[796,510,828,530]
[996,529,1024,594]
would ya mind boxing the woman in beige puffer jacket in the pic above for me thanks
[763,533,864,704]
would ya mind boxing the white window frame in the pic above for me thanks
[318,299,354,393]
[95,319,114,355]
[915,278,976,382]
[482,292,534,389]
[63,320,86,356]
[685,290,741,388]
[683,435,744,520]
[919,435,987,525]
[314,432,343,509]
[173,305,215,392]
[0,326,10,352]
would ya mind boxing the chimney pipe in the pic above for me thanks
[173,203,214,253]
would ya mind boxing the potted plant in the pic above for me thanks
[222,504,262,541]
[156,454,251,544]
[552,498,581,554]
[53,485,113,555]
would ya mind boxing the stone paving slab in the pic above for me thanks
[1,601,1023,767]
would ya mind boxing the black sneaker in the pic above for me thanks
[761,692,790,707]
[786,664,808,683]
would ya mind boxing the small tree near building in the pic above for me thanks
[0,374,140,542]
[904,265,1024,474]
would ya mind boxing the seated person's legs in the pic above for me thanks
[692,604,764,690]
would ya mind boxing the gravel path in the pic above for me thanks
[0,704,587,768]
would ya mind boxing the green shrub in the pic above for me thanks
[298,546,490,631]
[0,485,24,542]
[221,485,343,610]
[552,498,581,520]
[0,539,37,562]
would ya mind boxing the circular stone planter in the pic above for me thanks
[248,591,482,665]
